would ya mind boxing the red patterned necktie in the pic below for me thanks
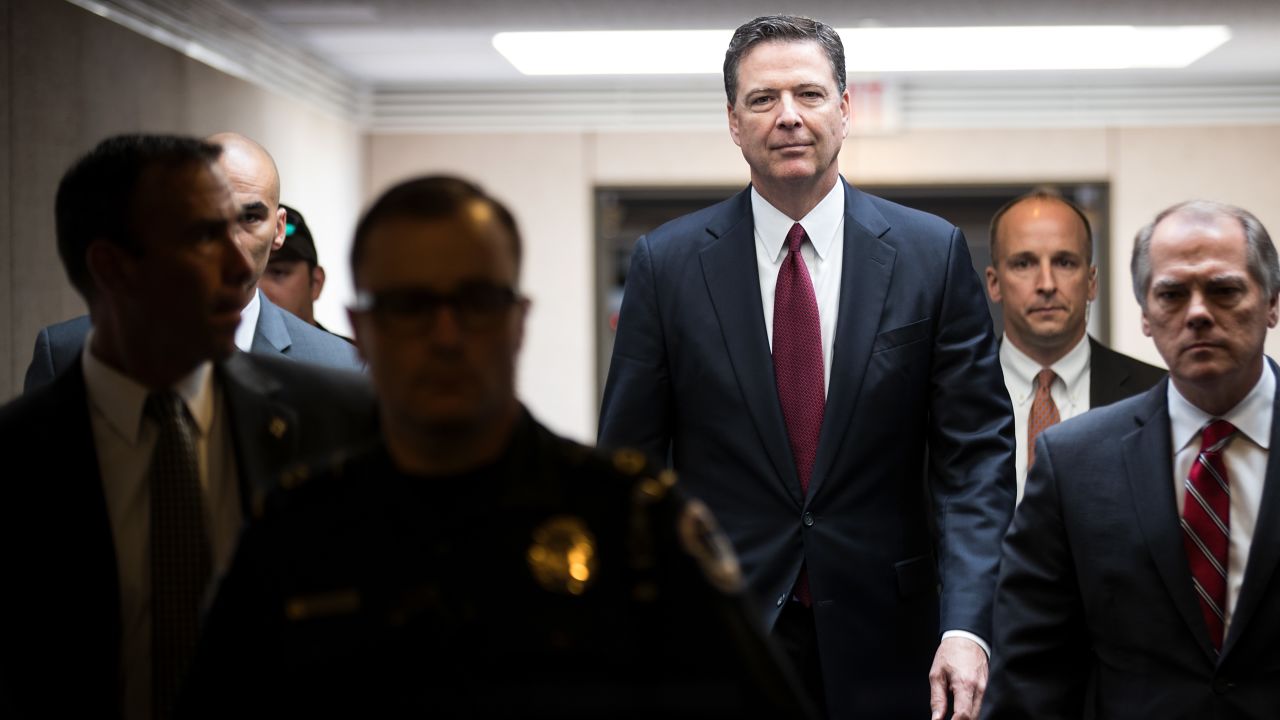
[1183,419,1235,652]
[1027,368,1060,470]
[773,222,824,606]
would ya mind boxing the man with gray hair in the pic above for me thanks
[600,14,1015,719]
[987,200,1280,717]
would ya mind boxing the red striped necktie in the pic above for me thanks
[1182,419,1235,652]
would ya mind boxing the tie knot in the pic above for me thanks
[1034,368,1057,392]
[1201,419,1237,452]
[145,391,187,425]
[786,223,807,254]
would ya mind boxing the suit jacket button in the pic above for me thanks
[802,512,815,527]
[776,593,787,607]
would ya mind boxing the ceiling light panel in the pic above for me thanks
[493,25,1231,75]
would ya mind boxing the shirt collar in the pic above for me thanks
[81,329,217,446]
[751,179,845,263]
[235,288,261,353]
[1168,359,1275,454]
[1000,333,1091,404]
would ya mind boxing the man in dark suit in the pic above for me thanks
[22,132,360,392]
[0,134,375,720]
[986,200,1280,718]
[985,190,1166,499]
[598,15,1015,719]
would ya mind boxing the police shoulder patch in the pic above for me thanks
[676,499,744,595]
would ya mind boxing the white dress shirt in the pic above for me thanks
[1168,361,1273,638]
[753,181,845,395]
[235,288,262,352]
[1000,334,1092,502]
[82,334,243,720]
[751,181,988,656]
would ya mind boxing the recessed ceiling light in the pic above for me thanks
[493,26,1231,75]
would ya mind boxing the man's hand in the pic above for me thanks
[928,636,988,720]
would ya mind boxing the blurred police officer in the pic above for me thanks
[182,176,812,718]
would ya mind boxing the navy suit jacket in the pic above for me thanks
[22,293,362,392]
[0,351,377,719]
[1088,337,1166,409]
[598,179,1016,717]
[987,373,1280,718]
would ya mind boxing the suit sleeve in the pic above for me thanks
[23,328,56,393]
[598,235,674,463]
[984,433,1089,719]
[928,227,1017,639]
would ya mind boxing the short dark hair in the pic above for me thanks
[350,175,522,282]
[724,15,847,106]
[1131,200,1280,308]
[988,188,1095,265]
[55,134,222,300]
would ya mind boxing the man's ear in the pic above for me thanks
[310,265,326,302]
[272,206,286,252]
[727,103,743,148]
[985,266,1001,304]
[85,238,131,297]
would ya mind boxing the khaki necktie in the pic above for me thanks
[146,391,211,720]
[1027,369,1060,470]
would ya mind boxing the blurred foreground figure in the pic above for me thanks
[182,176,813,718]
[986,201,1280,718]
[23,133,361,392]
[0,135,374,720]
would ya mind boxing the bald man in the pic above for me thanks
[985,189,1165,499]
[23,133,361,392]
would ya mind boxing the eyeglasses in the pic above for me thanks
[351,282,522,333]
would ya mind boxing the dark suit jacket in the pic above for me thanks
[986,375,1280,719]
[1088,337,1166,408]
[598,179,1016,717]
[22,293,362,392]
[0,352,377,719]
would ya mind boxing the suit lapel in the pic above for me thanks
[1222,362,1280,657]
[251,292,292,356]
[699,189,802,505]
[1088,338,1121,408]
[809,182,895,500]
[218,353,299,512]
[47,360,124,708]
[1122,380,1218,659]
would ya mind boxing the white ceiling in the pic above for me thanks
[72,0,1280,131]
[238,0,1280,87]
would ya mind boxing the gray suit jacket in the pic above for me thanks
[22,293,361,392]
[986,373,1280,718]
[0,350,377,719]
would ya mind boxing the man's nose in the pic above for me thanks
[776,94,802,127]
[1186,289,1213,327]
[223,227,252,285]
[1035,260,1056,294]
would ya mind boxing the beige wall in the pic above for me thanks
[370,124,1280,440]
[2,0,364,400]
